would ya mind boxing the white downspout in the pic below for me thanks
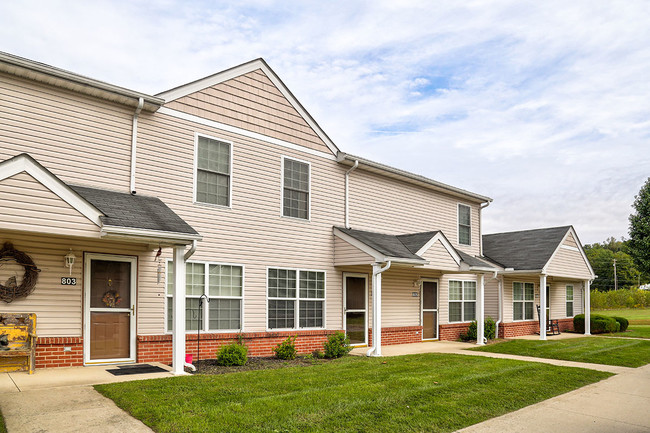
[130,97,144,194]
[367,260,391,357]
[344,160,359,229]
[494,274,503,339]
[479,201,490,256]
[172,244,187,375]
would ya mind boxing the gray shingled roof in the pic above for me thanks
[71,186,199,235]
[482,226,571,270]
[335,227,496,270]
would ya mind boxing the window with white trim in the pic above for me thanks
[282,158,310,219]
[458,204,471,246]
[566,285,574,317]
[268,268,325,329]
[448,280,476,322]
[196,135,231,206]
[166,261,243,332]
[513,282,535,321]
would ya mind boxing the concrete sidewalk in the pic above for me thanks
[457,363,650,433]
[0,363,176,433]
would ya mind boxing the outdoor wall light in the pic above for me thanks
[64,249,76,275]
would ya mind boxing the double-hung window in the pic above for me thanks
[267,268,325,329]
[282,157,310,219]
[448,280,476,322]
[166,261,243,332]
[566,285,574,317]
[458,204,471,246]
[513,282,535,321]
[195,135,231,206]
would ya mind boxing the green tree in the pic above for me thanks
[584,240,642,290]
[628,178,650,275]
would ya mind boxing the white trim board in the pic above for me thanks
[156,58,339,157]
[0,153,103,226]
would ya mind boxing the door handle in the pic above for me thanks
[129,305,135,316]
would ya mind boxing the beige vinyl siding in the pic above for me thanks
[0,172,99,237]
[334,237,374,266]
[348,168,481,256]
[165,69,332,155]
[420,240,461,271]
[545,245,592,280]
[502,276,539,323]
[484,277,499,320]
[549,280,583,318]
[563,232,579,248]
[0,72,133,191]
[136,111,346,332]
[0,230,158,337]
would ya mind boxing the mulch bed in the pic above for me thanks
[190,356,335,375]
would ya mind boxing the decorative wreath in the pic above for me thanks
[102,289,121,307]
[0,242,40,303]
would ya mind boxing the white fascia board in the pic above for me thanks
[332,228,385,262]
[156,58,339,157]
[0,154,103,226]
[415,232,462,265]
[101,225,202,244]
[498,269,545,275]
[158,107,336,161]
[384,257,429,266]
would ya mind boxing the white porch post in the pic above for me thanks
[539,274,547,341]
[584,280,591,335]
[367,261,391,357]
[172,244,187,375]
[476,273,485,345]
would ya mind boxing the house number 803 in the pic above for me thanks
[61,277,77,285]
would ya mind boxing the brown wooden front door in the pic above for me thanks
[85,255,135,362]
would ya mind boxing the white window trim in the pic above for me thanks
[457,203,472,246]
[193,132,234,209]
[266,266,326,331]
[448,279,477,323]
[165,259,245,334]
[566,284,574,318]
[512,282,535,322]
[280,155,312,222]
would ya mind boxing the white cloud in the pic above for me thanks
[1,0,649,244]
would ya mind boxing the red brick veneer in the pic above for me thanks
[498,318,575,338]
[438,323,471,341]
[35,337,83,368]
[368,326,423,346]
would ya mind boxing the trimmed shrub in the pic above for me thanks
[573,314,618,334]
[323,332,351,358]
[312,349,324,359]
[273,335,297,360]
[216,342,248,366]
[459,317,497,342]
[612,316,629,332]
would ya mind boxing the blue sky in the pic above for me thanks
[2,0,649,244]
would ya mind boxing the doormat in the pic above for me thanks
[106,364,168,376]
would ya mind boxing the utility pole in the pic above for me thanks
[613,259,618,291]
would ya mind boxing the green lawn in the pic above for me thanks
[0,410,6,433]
[472,337,650,367]
[605,325,650,339]
[592,308,650,324]
[95,354,611,433]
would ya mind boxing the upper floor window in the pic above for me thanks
[458,204,471,245]
[195,135,231,206]
[282,157,310,219]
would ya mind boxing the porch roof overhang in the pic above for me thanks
[0,153,201,245]
[333,226,498,272]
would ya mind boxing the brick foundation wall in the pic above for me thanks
[35,337,83,368]
[439,323,471,341]
[368,326,423,346]
[138,329,340,364]
[499,318,575,338]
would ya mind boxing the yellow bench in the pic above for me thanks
[0,313,37,374]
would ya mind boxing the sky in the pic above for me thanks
[1,0,649,244]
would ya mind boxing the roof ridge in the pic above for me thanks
[483,225,572,237]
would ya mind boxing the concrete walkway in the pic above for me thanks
[457,363,650,433]
[0,363,176,433]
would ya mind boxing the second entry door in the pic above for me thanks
[422,281,438,340]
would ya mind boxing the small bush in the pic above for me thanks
[312,349,324,359]
[612,316,629,332]
[216,342,248,366]
[273,335,297,360]
[323,332,351,358]
[574,314,618,334]
[459,317,497,342]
